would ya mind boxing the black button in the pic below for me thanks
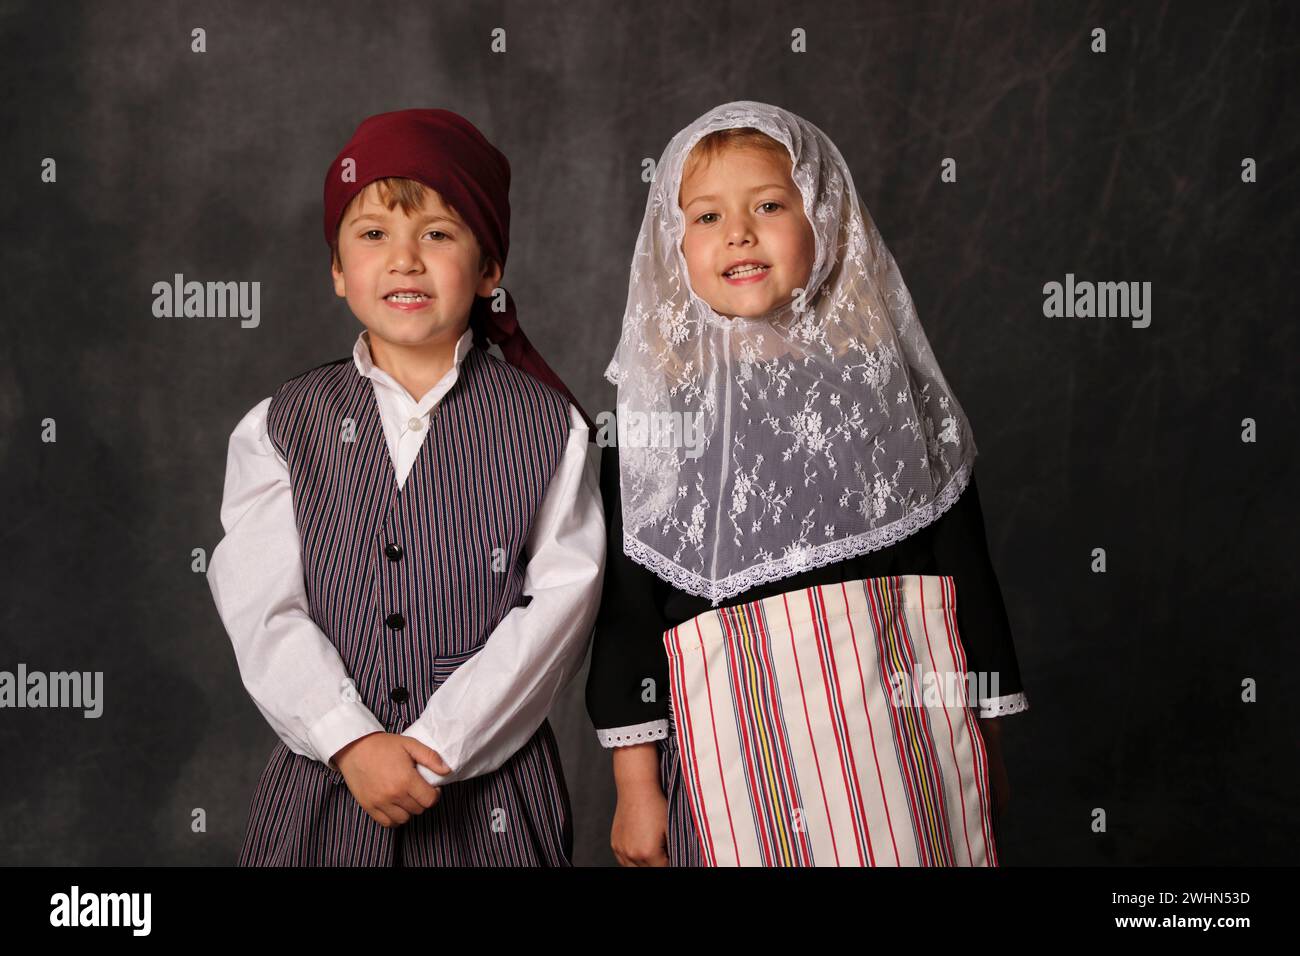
[385,612,405,630]
[384,542,403,561]
[390,686,409,704]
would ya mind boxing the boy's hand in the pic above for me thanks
[977,716,1012,818]
[331,732,453,828]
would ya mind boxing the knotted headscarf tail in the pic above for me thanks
[323,108,596,436]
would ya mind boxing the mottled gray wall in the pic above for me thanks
[1,0,1295,865]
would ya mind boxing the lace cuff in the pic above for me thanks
[595,719,669,748]
[977,691,1029,718]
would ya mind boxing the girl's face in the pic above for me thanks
[331,182,500,350]
[678,144,816,320]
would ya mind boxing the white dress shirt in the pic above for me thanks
[207,327,605,787]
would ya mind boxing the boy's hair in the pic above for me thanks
[331,176,491,277]
[332,176,494,346]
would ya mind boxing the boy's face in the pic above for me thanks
[331,182,501,350]
[678,145,816,321]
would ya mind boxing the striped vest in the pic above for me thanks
[265,344,570,734]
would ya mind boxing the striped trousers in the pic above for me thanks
[238,720,573,866]
[659,721,706,867]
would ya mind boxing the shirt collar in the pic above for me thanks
[352,326,476,405]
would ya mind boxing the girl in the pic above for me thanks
[586,101,1029,867]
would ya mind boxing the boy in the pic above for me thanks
[207,109,604,866]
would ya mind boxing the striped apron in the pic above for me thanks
[239,344,574,866]
[662,574,997,867]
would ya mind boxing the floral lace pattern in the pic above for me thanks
[607,101,978,605]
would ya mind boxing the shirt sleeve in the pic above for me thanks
[206,398,386,778]
[584,444,673,748]
[930,470,1030,719]
[401,403,606,785]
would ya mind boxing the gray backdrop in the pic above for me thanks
[2,0,1296,865]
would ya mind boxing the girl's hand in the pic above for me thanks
[977,716,1012,818]
[611,786,670,866]
[610,742,669,866]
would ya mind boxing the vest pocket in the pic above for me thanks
[431,645,485,687]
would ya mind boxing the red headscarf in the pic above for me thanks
[323,108,595,434]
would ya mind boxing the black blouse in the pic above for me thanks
[585,444,1029,742]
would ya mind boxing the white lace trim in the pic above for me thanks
[595,720,670,748]
[622,461,973,605]
[977,691,1029,718]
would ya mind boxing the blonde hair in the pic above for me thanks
[677,127,790,209]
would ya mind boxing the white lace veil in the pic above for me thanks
[605,100,978,605]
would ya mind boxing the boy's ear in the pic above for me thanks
[331,250,347,298]
[476,255,503,297]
